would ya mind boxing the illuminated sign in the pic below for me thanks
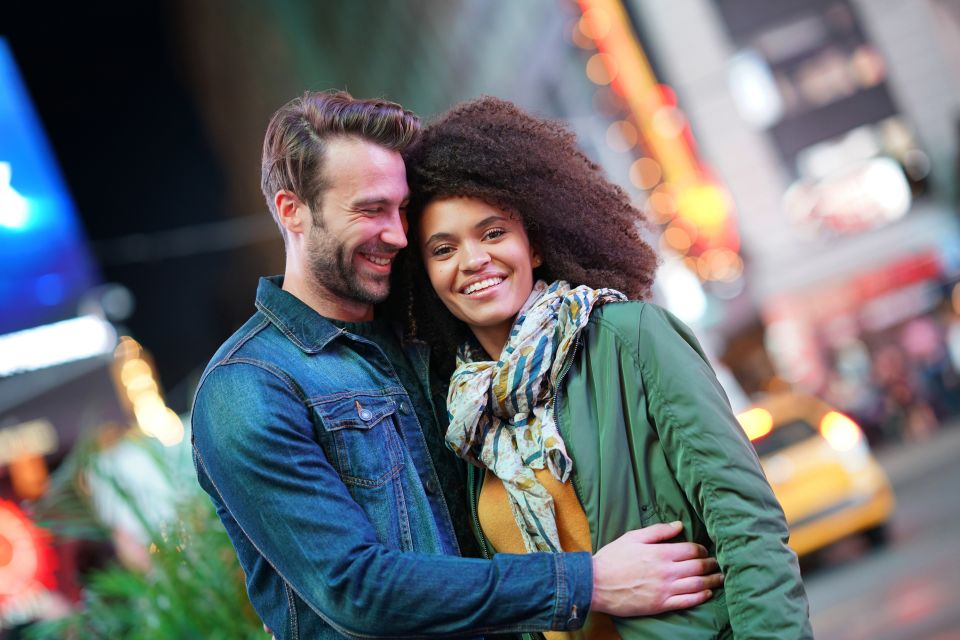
[0,38,99,336]
[576,0,742,281]
[784,157,912,234]
[0,499,56,611]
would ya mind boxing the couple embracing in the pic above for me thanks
[191,90,811,639]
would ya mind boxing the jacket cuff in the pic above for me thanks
[552,551,592,630]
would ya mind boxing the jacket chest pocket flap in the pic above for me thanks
[313,394,405,488]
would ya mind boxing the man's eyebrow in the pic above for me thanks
[351,195,410,208]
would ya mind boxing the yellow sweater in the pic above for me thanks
[477,469,620,640]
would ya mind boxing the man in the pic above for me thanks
[192,90,722,639]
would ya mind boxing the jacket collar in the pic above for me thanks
[254,276,345,354]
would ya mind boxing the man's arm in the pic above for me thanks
[193,361,589,637]
[592,523,722,616]
[193,361,720,637]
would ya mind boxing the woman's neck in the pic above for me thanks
[471,322,513,360]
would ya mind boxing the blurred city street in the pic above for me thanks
[3,0,960,637]
[807,423,960,640]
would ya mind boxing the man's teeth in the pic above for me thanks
[366,255,391,266]
[463,277,504,295]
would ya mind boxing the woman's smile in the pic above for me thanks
[419,197,539,357]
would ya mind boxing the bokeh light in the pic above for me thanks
[629,157,662,190]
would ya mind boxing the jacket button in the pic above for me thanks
[399,401,408,414]
[358,408,373,421]
[425,478,439,494]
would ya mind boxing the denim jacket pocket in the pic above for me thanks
[313,393,405,489]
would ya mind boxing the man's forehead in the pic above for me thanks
[322,137,408,200]
[325,136,403,170]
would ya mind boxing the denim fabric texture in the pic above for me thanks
[191,276,592,639]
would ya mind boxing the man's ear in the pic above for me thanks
[275,190,310,235]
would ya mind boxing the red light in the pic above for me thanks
[0,499,57,602]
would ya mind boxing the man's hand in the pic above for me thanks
[590,521,723,616]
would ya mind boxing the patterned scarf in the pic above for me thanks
[445,280,626,552]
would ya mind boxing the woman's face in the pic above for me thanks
[419,197,539,354]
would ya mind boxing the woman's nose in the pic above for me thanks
[460,242,491,272]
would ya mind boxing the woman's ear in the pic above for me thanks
[531,249,543,268]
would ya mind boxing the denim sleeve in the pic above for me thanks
[191,362,592,638]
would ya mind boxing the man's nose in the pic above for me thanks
[380,210,408,249]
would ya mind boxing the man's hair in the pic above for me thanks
[260,90,421,233]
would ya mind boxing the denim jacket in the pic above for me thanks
[191,277,592,639]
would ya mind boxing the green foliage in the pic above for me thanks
[24,432,265,640]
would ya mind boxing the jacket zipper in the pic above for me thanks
[466,464,492,559]
[553,335,589,514]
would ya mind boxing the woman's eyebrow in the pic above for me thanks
[424,215,508,245]
[474,215,507,229]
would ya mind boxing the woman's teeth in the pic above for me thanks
[462,277,504,295]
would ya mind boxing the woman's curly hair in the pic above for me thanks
[389,95,658,373]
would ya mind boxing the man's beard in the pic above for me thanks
[306,226,390,305]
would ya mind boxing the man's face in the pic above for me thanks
[304,137,409,305]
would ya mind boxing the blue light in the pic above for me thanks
[35,274,66,306]
[0,38,100,335]
[0,161,30,230]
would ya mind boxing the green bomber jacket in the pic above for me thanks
[467,301,812,639]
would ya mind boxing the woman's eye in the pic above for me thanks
[431,245,454,257]
[484,228,506,240]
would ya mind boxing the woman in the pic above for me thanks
[397,96,811,639]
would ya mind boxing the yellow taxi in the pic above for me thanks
[737,392,895,557]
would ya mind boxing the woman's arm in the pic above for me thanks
[635,304,813,639]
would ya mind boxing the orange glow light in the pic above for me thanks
[606,120,638,151]
[820,411,862,451]
[579,8,612,39]
[571,22,595,50]
[586,53,616,85]
[662,225,693,253]
[737,408,774,441]
[629,157,662,190]
[648,188,677,223]
[577,0,741,257]
[676,182,730,237]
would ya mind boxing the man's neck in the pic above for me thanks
[282,269,373,322]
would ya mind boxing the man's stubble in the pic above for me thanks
[305,220,390,306]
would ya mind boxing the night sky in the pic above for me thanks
[5,3,249,409]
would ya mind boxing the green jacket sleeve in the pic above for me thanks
[635,304,812,639]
